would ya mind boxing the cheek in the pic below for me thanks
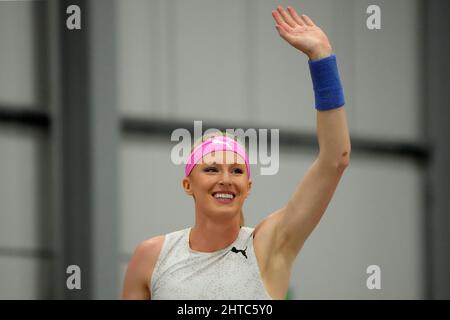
[238,181,250,195]
[192,175,215,189]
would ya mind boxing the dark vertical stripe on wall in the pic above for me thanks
[32,0,49,108]
[58,0,92,299]
[421,0,432,301]
[51,0,119,299]
[31,0,52,300]
[426,0,450,300]
[88,0,119,299]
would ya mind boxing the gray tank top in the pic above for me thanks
[150,226,273,300]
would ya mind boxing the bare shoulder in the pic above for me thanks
[122,235,165,300]
[138,235,165,260]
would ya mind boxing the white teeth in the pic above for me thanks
[214,193,234,199]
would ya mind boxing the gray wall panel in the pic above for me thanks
[120,136,194,254]
[0,256,52,299]
[0,128,50,251]
[0,1,47,107]
[352,0,422,142]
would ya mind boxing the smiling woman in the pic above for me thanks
[122,5,350,301]
[182,133,252,252]
[188,131,248,228]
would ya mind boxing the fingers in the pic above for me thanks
[271,10,294,33]
[276,5,297,28]
[301,14,316,27]
[272,6,317,40]
[279,6,316,27]
[286,6,305,26]
[275,24,295,43]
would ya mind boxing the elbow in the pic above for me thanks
[319,148,351,171]
[338,149,351,170]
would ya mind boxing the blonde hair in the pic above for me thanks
[190,130,246,227]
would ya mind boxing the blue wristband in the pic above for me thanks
[308,54,345,111]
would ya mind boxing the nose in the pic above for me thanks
[218,170,232,186]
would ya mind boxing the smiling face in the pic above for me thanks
[182,150,252,223]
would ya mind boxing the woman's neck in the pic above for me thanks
[189,220,241,252]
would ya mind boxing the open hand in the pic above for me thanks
[272,6,332,60]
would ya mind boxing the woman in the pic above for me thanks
[122,5,350,300]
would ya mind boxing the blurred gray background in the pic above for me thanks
[0,0,449,299]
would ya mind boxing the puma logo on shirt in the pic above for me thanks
[231,246,248,259]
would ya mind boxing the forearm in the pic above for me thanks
[317,107,351,167]
[308,52,350,167]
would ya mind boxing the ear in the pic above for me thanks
[246,179,253,197]
[182,177,194,196]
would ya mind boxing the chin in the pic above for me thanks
[208,206,240,218]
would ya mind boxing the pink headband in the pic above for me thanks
[185,136,250,178]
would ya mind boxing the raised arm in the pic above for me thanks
[256,6,350,264]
